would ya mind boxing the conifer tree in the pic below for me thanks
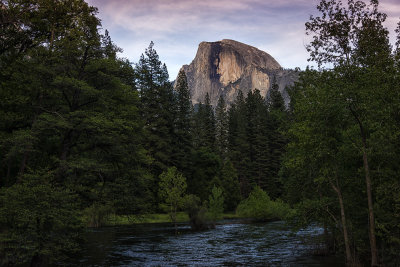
[191,102,204,150]
[203,92,216,150]
[215,95,229,161]
[266,77,287,198]
[228,90,251,197]
[135,42,174,174]
[220,160,241,211]
[245,90,270,193]
[173,69,192,173]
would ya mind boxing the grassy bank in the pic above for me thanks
[102,212,241,226]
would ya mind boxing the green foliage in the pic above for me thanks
[173,69,192,173]
[183,194,210,230]
[136,42,175,175]
[0,1,153,264]
[228,89,286,199]
[1,0,398,265]
[0,173,83,266]
[220,161,241,211]
[158,167,187,225]
[283,0,400,265]
[208,186,224,223]
[105,212,190,225]
[192,93,216,151]
[189,148,221,201]
[236,186,292,221]
[228,90,250,195]
[236,186,271,220]
[215,95,229,160]
[183,194,202,219]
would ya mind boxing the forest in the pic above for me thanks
[0,0,399,266]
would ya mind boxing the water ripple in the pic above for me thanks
[78,220,344,266]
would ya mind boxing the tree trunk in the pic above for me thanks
[173,205,177,235]
[58,130,72,179]
[349,105,378,266]
[331,179,353,265]
[30,254,44,267]
[363,144,378,266]
[6,159,11,184]
[17,148,30,182]
[17,94,42,183]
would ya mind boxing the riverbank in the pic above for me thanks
[102,212,241,226]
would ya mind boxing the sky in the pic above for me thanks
[86,0,400,80]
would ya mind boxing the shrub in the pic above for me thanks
[184,194,209,230]
[83,203,113,227]
[236,186,293,221]
[208,186,224,225]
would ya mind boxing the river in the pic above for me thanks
[77,220,344,266]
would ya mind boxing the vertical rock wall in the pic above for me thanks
[179,39,298,107]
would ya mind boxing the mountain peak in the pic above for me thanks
[179,40,296,107]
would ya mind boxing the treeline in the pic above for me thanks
[0,0,286,265]
[130,42,289,215]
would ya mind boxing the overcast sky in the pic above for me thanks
[86,0,400,80]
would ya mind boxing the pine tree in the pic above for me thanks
[220,160,241,211]
[215,95,229,161]
[245,90,270,193]
[203,92,216,150]
[266,77,287,198]
[191,93,216,152]
[228,90,251,197]
[268,76,285,111]
[191,102,204,150]
[189,148,221,201]
[135,42,174,175]
[173,69,192,173]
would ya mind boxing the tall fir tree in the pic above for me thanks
[135,42,175,175]
[266,76,287,198]
[203,92,216,150]
[228,90,251,197]
[191,93,216,152]
[191,102,204,150]
[173,69,192,174]
[220,160,241,211]
[215,95,229,161]
[245,90,270,194]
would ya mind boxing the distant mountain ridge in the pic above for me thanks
[177,39,298,107]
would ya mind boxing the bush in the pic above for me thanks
[184,194,209,230]
[236,186,293,221]
[208,186,224,225]
[83,203,114,227]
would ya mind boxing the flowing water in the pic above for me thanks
[77,220,344,266]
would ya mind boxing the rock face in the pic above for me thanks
[179,39,298,107]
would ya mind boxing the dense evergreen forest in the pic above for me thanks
[0,0,399,266]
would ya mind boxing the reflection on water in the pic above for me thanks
[78,220,344,266]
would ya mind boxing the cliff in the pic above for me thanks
[178,39,298,107]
